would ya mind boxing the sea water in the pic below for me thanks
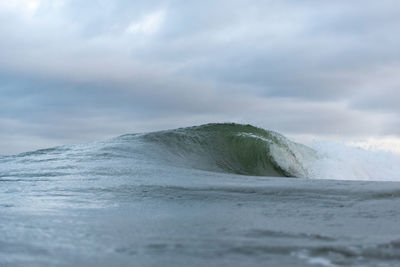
[1,123,400,266]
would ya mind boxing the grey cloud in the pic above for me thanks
[0,0,399,154]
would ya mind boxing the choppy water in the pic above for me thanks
[1,123,400,266]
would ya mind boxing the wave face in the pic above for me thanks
[137,123,314,178]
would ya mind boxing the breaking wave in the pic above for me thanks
[115,123,400,181]
[6,123,400,181]
[136,123,313,178]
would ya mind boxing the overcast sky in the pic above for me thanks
[1,0,400,154]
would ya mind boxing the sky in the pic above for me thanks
[1,0,400,154]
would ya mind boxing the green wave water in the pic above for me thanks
[139,123,313,177]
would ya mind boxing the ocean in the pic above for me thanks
[1,123,400,266]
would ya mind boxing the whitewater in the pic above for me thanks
[1,123,400,266]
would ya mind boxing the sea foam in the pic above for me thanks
[306,141,400,181]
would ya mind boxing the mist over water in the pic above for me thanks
[1,123,400,266]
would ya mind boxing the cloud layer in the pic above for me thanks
[1,0,400,154]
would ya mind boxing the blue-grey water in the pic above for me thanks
[1,123,400,266]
